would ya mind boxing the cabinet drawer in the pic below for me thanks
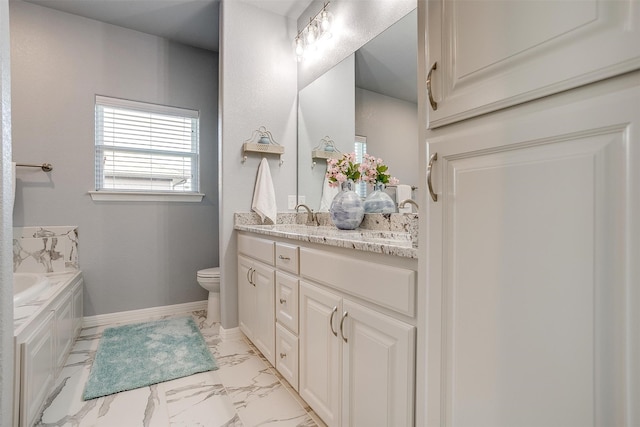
[276,271,299,334]
[238,234,274,265]
[275,242,299,274]
[276,323,299,391]
[300,248,416,317]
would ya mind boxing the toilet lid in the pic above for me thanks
[197,267,220,278]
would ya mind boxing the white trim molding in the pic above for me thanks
[82,300,207,328]
[89,191,205,202]
[219,326,244,341]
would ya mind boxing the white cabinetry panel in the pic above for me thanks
[426,0,640,127]
[425,75,640,427]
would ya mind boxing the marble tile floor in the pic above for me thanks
[36,310,325,427]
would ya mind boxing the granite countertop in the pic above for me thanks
[235,212,418,259]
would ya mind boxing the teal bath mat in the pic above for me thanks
[83,316,218,400]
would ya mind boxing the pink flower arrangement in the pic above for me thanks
[326,152,361,188]
[326,152,399,188]
[359,153,399,186]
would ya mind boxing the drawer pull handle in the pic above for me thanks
[280,352,287,359]
[427,61,438,111]
[246,267,251,283]
[329,306,338,337]
[250,268,256,286]
[278,255,291,261]
[340,311,349,343]
[427,152,438,202]
[279,298,287,304]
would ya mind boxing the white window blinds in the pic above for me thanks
[95,95,199,193]
[355,135,367,197]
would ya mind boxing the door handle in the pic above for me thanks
[329,306,338,337]
[427,62,438,111]
[427,152,438,202]
[250,268,256,286]
[246,267,252,284]
[340,311,349,343]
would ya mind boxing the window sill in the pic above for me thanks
[88,191,205,202]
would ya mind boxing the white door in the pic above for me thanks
[341,299,415,427]
[299,281,342,427]
[425,0,640,127]
[424,75,640,426]
[237,255,255,340]
[252,261,275,365]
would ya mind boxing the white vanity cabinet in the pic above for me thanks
[424,0,640,128]
[236,231,417,427]
[299,248,416,427]
[424,75,640,426]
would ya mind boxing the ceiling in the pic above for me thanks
[22,0,313,52]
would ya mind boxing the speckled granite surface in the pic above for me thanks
[235,212,418,259]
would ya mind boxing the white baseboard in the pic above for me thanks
[82,300,208,329]
[219,325,244,341]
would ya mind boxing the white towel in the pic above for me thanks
[252,158,277,224]
[396,184,412,213]
[319,165,339,212]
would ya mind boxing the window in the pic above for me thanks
[93,96,201,200]
[355,135,367,197]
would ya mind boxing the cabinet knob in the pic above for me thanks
[279,298,287,304]
[427,61,438,111]
[280,352,287,359]
[278,255,291,261]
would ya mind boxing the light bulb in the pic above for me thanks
[320,10,331,32]
[306,21,318,45]
[295,37,304,57]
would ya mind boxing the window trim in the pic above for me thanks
[92,95,203,201]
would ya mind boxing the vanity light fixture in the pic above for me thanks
[294,2,333,62]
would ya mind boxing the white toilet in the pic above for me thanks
[197,267,221,323]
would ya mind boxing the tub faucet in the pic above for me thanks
[295,203,317,225]
[398,198,419,213]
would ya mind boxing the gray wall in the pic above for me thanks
[0,0,13,422]
[355,87,418,188]
[219,0,297,329]
[10,1,219,316]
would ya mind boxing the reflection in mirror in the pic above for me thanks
[297,9,417,211]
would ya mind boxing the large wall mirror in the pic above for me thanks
[297,9,417,211]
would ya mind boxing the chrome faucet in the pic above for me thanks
[398,199,419,213]
[295,203,317,225]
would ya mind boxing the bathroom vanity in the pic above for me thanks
[236,215,418,427]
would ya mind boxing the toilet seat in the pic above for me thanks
[197,267,220,279]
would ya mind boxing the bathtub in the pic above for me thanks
[13,273,50,306]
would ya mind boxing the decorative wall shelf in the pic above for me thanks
[241,126,284,165]
[311,136,341,168]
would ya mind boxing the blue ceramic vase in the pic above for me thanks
[330,180,365,230]
[364,183,396,214]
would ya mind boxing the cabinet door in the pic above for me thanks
[424,78,639,426]
[251,261,275,366]
[425,0,640,128]
[275,271,299,334]
[341,300,415,427]
[299,281,342,427]
[237,255,255,340]
[276,323,299,391]
[20,311,55,427]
